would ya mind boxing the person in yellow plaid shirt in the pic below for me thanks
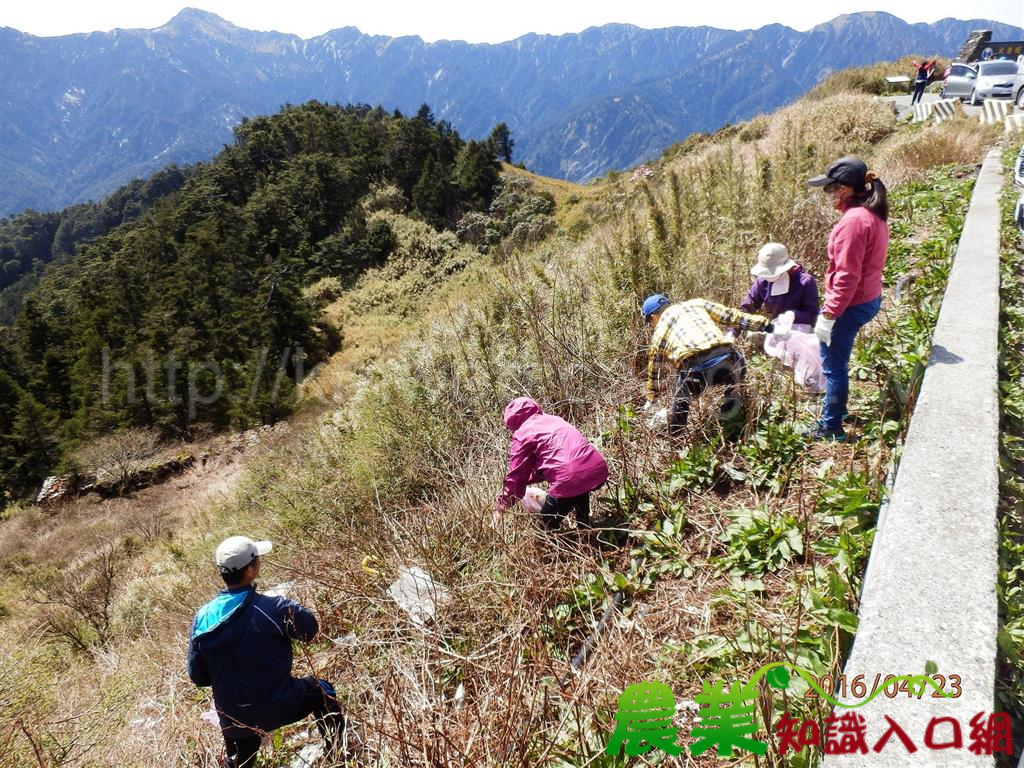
[641,294,773,435]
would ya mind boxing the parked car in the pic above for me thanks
[940,62,975,100]
[941,60,1024,105]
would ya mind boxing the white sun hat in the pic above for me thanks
[750,242,797,279]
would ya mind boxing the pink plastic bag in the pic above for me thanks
[200,701,219,727]
[764,329,826,392]
[521,485,548,514]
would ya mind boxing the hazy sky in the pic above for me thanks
[4,1,1023,42]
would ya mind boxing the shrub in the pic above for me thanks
[738,115,770,142]
[878,120,997,185]
[766,94,898,156]
[27,542,128,651]
[72,428,161,491]
[361,182,407,214]
[303,276,344,308]
[807,56,951,99]
[456,176,556,251]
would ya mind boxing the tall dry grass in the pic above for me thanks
[806,55,952,99]
[878,118,1001,186]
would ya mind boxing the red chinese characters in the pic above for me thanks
[773,713,1013,755]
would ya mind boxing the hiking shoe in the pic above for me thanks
[801,424,848,442]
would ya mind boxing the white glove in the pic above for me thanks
[815,314,835,346]
[771,311,795,341]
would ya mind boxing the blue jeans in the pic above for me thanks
[820,297,881,431]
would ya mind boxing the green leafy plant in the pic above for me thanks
[719,505,804,574]
[665,438,721,493]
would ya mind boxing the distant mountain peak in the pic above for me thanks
[3,12,1023,215]
[162,7,236,33]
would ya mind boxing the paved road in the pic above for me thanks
[879,92,983,120]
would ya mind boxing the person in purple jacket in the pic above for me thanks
[740,242,819,332]
[496,397,609,531]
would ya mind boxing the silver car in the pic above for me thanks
[941,60,1024,105]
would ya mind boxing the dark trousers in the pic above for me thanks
[539,491,592,531]
[224,735,260,768]
[670,347,745,436]
[223,678,345,767]
[911,80,927,104]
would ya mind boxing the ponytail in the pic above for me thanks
[851,173,888,221]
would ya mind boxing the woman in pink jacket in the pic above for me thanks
[806,156,889,441]
[496,397,609,530]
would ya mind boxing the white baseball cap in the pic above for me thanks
[215,536,272,573]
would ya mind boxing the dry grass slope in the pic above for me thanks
[0,67,1000,767]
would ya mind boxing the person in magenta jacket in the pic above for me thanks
[496,397,609,530]
[806,156,889,441]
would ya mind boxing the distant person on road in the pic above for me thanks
[910,59,936,104]
[641,295,773,435]
[496,397,609,531]
[806,156,889,442]
[740,242,819,332]
[187,536,345,768]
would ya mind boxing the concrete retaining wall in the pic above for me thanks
[826,148,1003,766]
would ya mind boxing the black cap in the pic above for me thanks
[807,156,868,189]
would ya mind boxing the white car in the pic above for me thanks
[941,60,1024,105]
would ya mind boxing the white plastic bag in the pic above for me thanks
[764,329,826,392]
[200,701,219,727]
[771,310,795,340]
[522,485,548,514]
[647,407,669,430]
[387,566,450,627]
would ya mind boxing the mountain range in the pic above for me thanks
[2,9,1021,215]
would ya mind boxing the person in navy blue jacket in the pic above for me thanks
[187,536,344,768]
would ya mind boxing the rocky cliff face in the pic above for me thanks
[2,9,1021,214]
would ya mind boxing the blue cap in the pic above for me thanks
[642,294,670,319]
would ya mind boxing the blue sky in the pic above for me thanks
[4,1,1023,41]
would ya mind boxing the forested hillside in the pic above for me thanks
[0,101,503,499]
[0,165,191,324]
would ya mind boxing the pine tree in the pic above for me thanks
[455,141,501,214]
[489,123,514,164]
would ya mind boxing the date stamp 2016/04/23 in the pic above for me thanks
[805,673,963,700]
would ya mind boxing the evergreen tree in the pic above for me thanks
[489,122,514,164]
[455,141,501,214]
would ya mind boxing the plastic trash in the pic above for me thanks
[764,329,826,392]
[262,581,293,598]
[647,407,669,431]
[521,485,548,514]
[771,310,795,340]
[200,701,219,727]
[387,566,450,627]
[289,744,324,768]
